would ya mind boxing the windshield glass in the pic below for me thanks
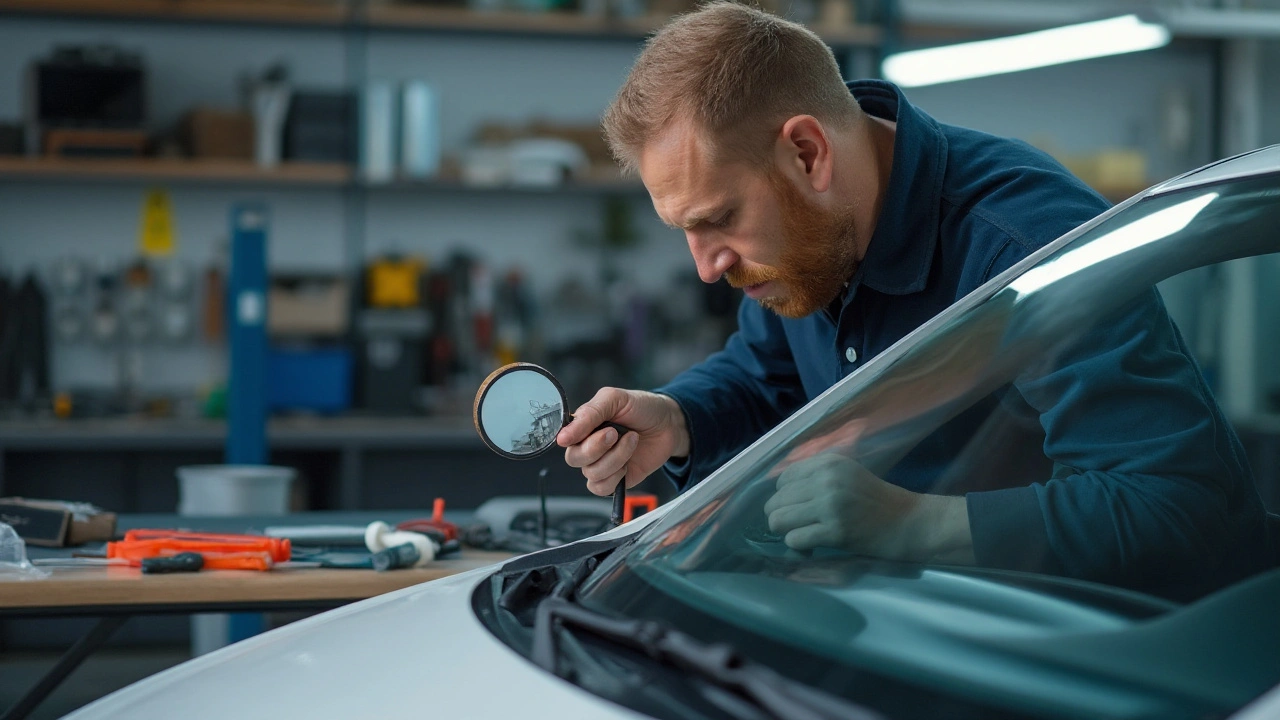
[578,160,1280,719]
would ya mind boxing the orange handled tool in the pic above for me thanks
[121,530,291,561]
[114,530,290,562]
[396,497,459,542]
[182,551,274,571]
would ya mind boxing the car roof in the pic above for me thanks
[1155,144,1280,195]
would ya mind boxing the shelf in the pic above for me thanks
[0,157,353,186]
[0,415,479,451]
[365,4,880,46]
[377,163,645,193]
[0,0,349,26]
[0,158,1151,204]
[363,3,665,38]
[0,156,650,194]
[0,0,881,47]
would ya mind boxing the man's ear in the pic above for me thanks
[776,115,833,193]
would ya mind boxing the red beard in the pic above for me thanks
[725,170,860,319]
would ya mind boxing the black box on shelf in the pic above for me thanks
[0,497,117,548]
[31,45,146,129]
[28,45,148,157]
[284,90,356,162]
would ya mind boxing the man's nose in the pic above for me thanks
[687,231,736,284]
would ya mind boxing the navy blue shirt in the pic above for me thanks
[656,80,1269,600]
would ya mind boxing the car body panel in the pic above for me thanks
[66,514,669,720]
[65,565,645,720]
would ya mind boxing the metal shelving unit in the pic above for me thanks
[0,157,353,185]
[0,157,654,194]
[0,0,881,47]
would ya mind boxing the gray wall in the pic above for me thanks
[904,41,1219,181]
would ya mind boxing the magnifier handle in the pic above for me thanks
[598,421,629,527]
[612,483,626,528]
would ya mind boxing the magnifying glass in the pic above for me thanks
[473,362,630,527]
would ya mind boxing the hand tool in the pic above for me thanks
[395,497,459,542]
[114,529,291,562]
[371,542,420,572]
[107,529,286,571]
[473,362,633,528]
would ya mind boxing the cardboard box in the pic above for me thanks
[268,275,350,336]
[179,107,254,159]
[0,498,117,547]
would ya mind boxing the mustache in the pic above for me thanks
[724,264,779,288]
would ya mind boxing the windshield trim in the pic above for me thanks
[1152,144,1280,196]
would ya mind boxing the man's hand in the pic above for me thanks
[763,454,974,564]
[557,389,689,497]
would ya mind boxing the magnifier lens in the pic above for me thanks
[478,369,565,456]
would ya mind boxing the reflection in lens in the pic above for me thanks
[480,369,565,455]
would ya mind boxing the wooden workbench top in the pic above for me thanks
[0,550,513,611]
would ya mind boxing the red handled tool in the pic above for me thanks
[396,497,459,542]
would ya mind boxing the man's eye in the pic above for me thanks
[712,211,733,228]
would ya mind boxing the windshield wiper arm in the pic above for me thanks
[531,597,882,720]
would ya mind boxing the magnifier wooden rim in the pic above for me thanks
[473,362,569,460]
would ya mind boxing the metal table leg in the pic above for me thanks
[1,615,127,720]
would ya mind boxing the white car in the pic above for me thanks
[70,146,1280,720]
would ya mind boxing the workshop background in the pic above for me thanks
[1,0,1279,716]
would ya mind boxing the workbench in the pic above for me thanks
[0,511,517,720]
[0,551,512,617]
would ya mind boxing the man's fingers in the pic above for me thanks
[587,467,627,497]
[582,432,639,487]
[763,474,819,514]
[564,426,619,469]
[783,524,838,552]
[766,501,820,535]
[556,388,626,448]
[774,459,817,490]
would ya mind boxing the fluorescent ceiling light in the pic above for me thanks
[882,14,1171,87]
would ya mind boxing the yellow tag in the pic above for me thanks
[139,188,176,256]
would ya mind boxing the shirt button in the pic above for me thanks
[845,347,858,363]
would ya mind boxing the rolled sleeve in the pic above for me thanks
[967,485,1061,575]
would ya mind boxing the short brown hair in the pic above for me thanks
[602,1,861,174]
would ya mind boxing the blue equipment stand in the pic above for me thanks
[225,203,270,643]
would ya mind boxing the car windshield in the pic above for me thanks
[576,148,1280,719]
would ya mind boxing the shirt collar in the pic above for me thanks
[845,80,949,298]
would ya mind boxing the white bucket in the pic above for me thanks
[176,465,295,517]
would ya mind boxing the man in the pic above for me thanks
[556,2,1270,599]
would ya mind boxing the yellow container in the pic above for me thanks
[367,257,425,308]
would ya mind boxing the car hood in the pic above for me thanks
[66,553,654,720]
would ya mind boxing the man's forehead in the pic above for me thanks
[640,122,737,227]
